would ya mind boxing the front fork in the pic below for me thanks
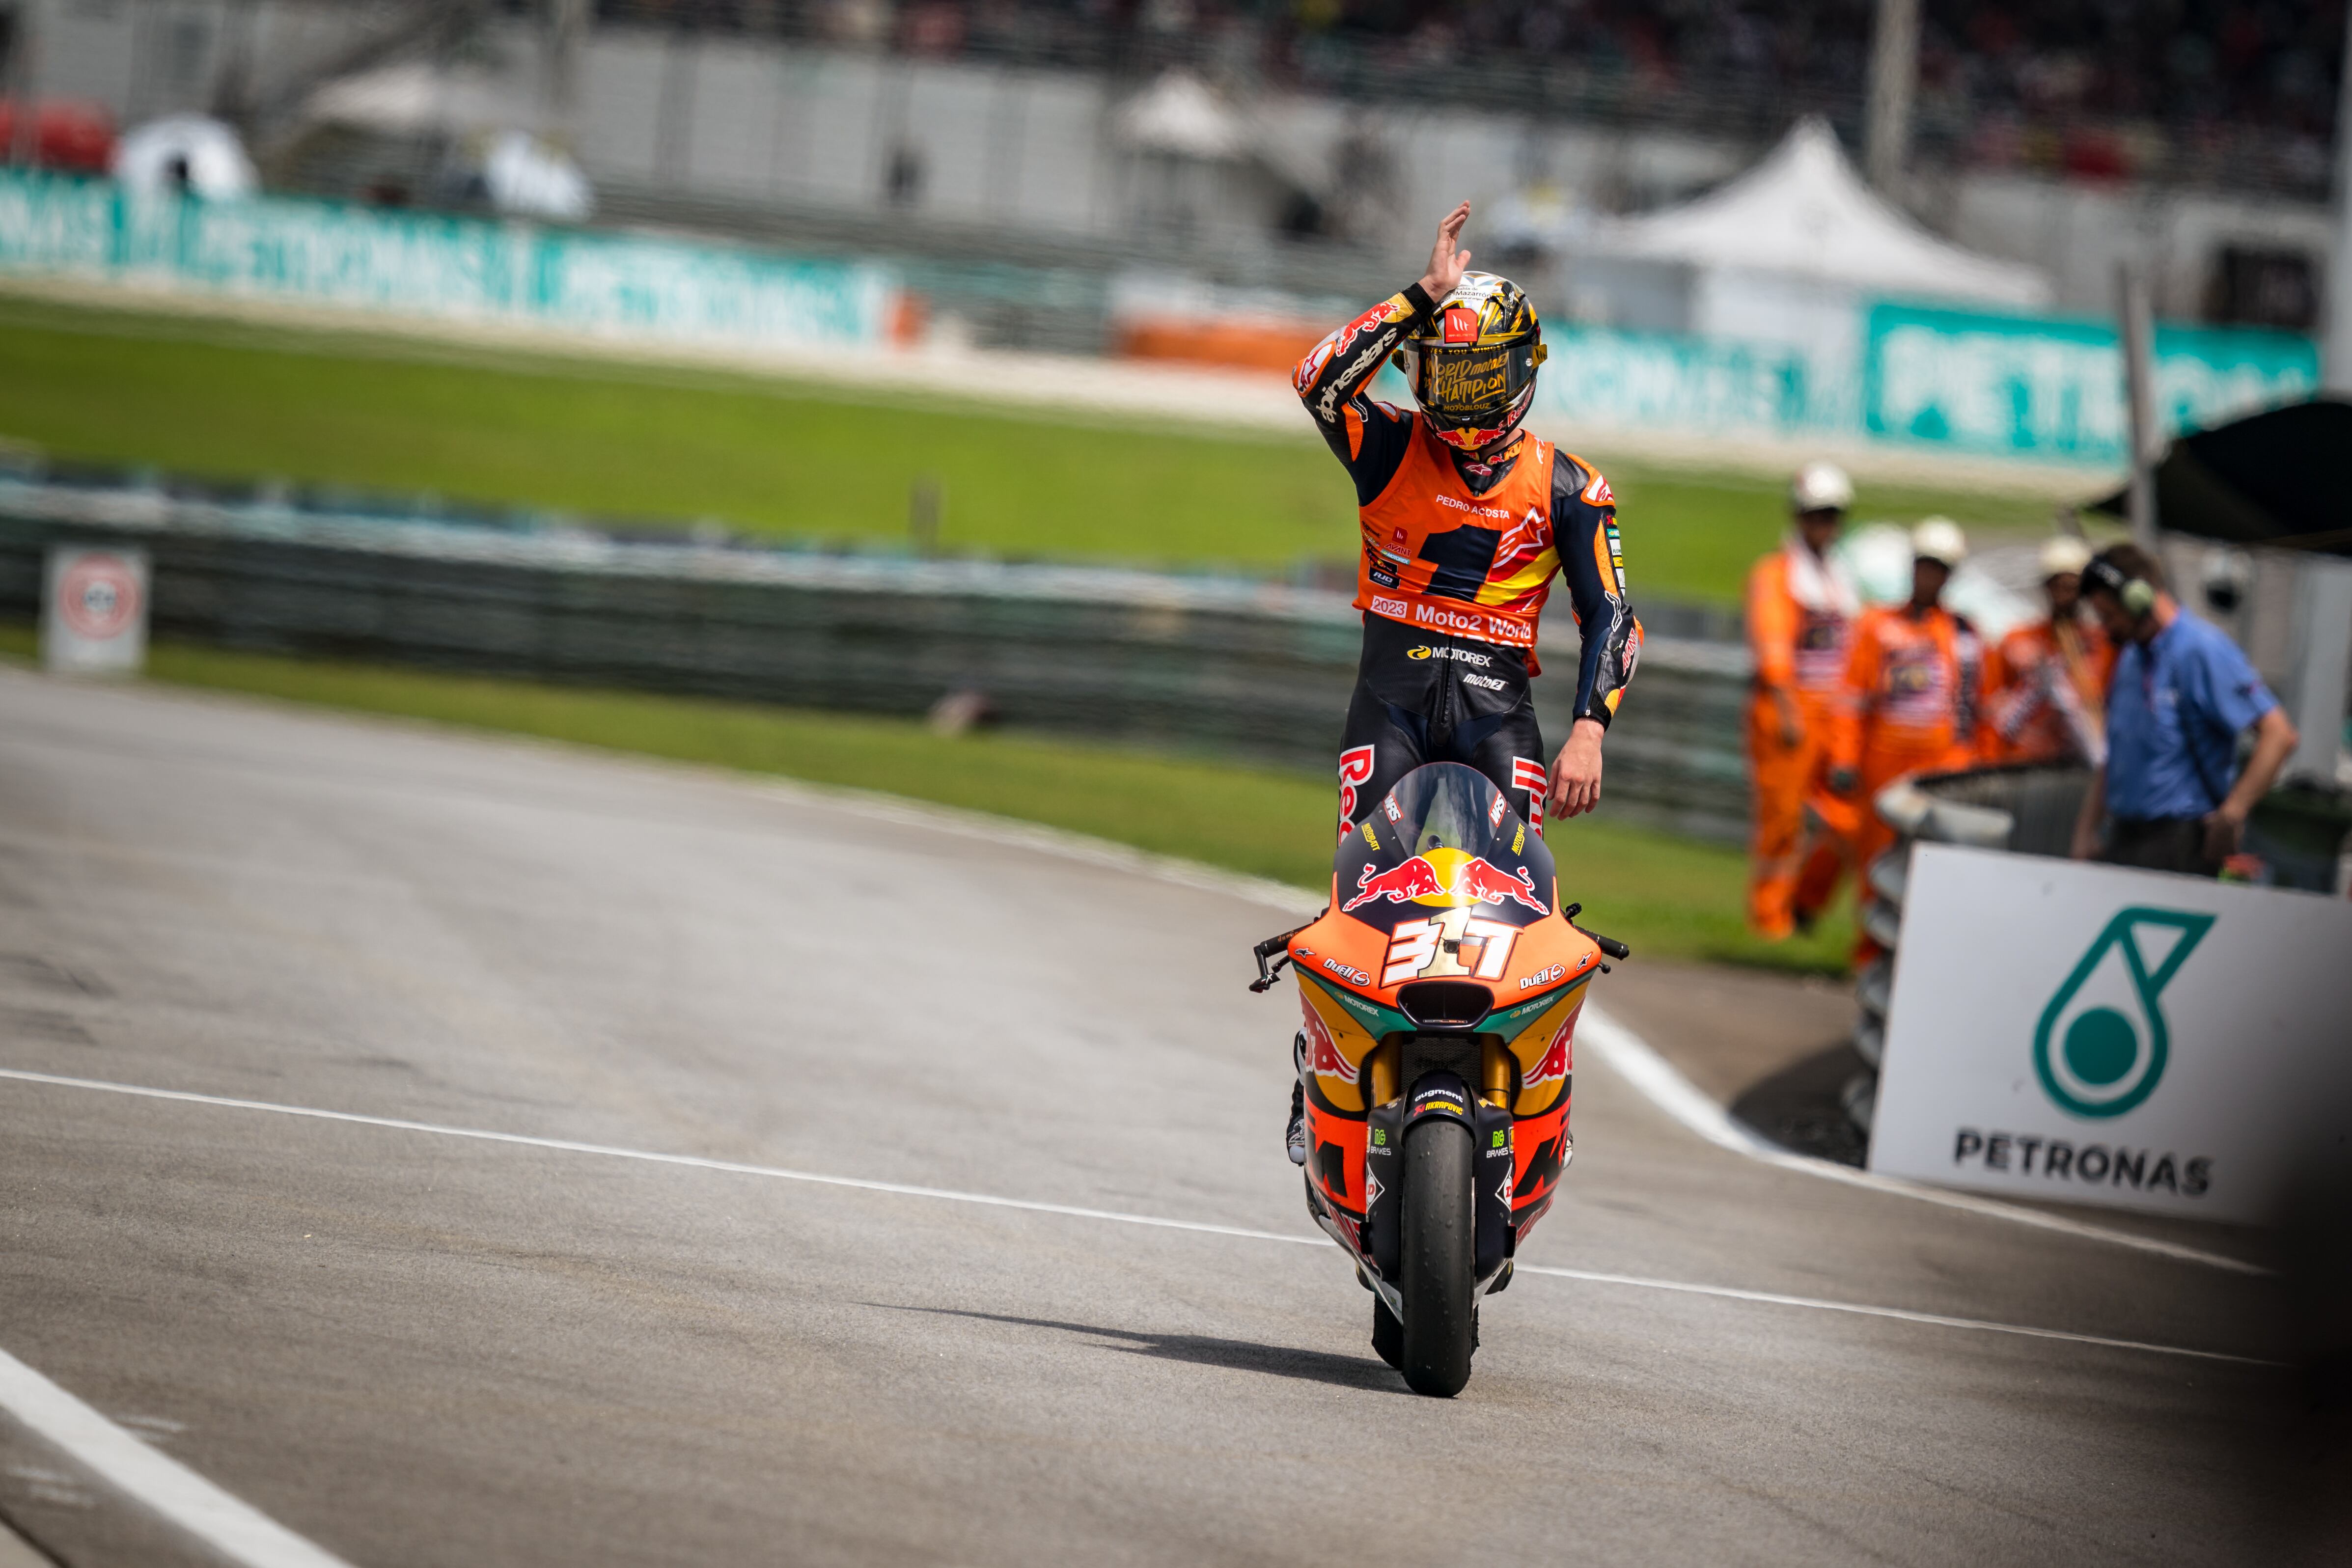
[1361,1039,1518,1289]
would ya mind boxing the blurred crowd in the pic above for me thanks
[575,0,2347,193]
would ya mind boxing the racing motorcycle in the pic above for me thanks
[1250,761,1626,1397]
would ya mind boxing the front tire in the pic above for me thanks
[1399,1115,1476,1396]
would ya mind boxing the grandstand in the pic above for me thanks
[560,0,2345,201]
[0,0,2338,390]
[8,0,2341,354]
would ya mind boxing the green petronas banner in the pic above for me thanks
[0,170,893,351]
[1860,300,2318,463]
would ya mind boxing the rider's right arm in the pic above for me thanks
[1292,284,1437,503]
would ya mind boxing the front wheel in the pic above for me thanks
[1399,1115,1476,1396]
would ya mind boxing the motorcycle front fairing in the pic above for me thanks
[1288,763,1598,1277]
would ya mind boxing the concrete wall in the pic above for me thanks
[29,0,384,121]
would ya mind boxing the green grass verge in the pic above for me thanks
[0,293,2063,603]
[0,622,1847,972]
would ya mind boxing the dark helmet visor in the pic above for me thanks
[1411,341,1539,428]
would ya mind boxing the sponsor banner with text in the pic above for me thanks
[0,170,893,352]
[1861,302,2317,463]
[1870,844,2352,1223]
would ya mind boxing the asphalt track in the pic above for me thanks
[0,667,2308,1566]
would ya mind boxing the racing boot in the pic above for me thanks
[1285,1029,1309,1166]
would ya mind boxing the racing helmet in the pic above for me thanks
[1394,272,1547,454]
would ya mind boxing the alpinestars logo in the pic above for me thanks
[2032,907,2214,1119]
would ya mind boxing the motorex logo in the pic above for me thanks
[2032,907,2214,1119]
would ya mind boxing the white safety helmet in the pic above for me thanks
[1911,517,1968,567]
[2038,535,2093,578]
[1790,461,1854,514]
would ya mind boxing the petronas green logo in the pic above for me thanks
[2033,907,2214,1119]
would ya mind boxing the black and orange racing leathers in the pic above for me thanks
[1295,282,1640,840]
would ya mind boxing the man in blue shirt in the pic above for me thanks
[2069,545,2299,875]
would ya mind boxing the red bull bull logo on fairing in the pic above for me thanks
[1342,853,1547,915]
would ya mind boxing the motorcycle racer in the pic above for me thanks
[1283,200,1641,1163]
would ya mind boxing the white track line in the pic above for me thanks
[776,782,2268,1279]
[0,1346,352,1568]
[1514,1266,2278,1366]
[70,671,2266,1274]
[0,1066,2272,1368]
[0,1066,1322,1247]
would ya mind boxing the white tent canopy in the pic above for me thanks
[1595,117,2049,308]
[304,61,518,136]
[113,115,258,200]
[483,131,594,222]
[1114,71,1247,161]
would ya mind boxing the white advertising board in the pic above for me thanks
[1869,844,2352,1223]
[41,547,149,675]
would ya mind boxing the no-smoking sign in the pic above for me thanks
[43,545,151,675]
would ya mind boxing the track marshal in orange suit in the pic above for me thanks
[1827,519,1985,960]
[1985,535,2113,766]
[1743,462,1860,939]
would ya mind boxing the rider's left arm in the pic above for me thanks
[1549,459,1640,820]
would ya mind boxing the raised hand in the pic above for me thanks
[1417,202,1472,302]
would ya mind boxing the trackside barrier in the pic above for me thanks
[1869,843,2352,1223]
[1846,769,2044,1135]
[1847,765,2350,1141]
[0,475,1754,840]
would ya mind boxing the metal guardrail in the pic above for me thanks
[0,477,1756,840]
[1845,765,2091,1137]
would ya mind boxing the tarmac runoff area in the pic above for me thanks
[0,665,2322,1566]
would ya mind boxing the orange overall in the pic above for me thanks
[1743,543,1855,938]
[1831,605,1984,955]
[1985,614,2113,764]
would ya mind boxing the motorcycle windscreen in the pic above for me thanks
[1333,761,1558,934]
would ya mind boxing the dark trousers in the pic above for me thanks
[2100,816,2221,878]
[1334,617,1547,836]
[1336,682,1545,834]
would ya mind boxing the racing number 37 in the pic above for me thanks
[1384,908,1519,986]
